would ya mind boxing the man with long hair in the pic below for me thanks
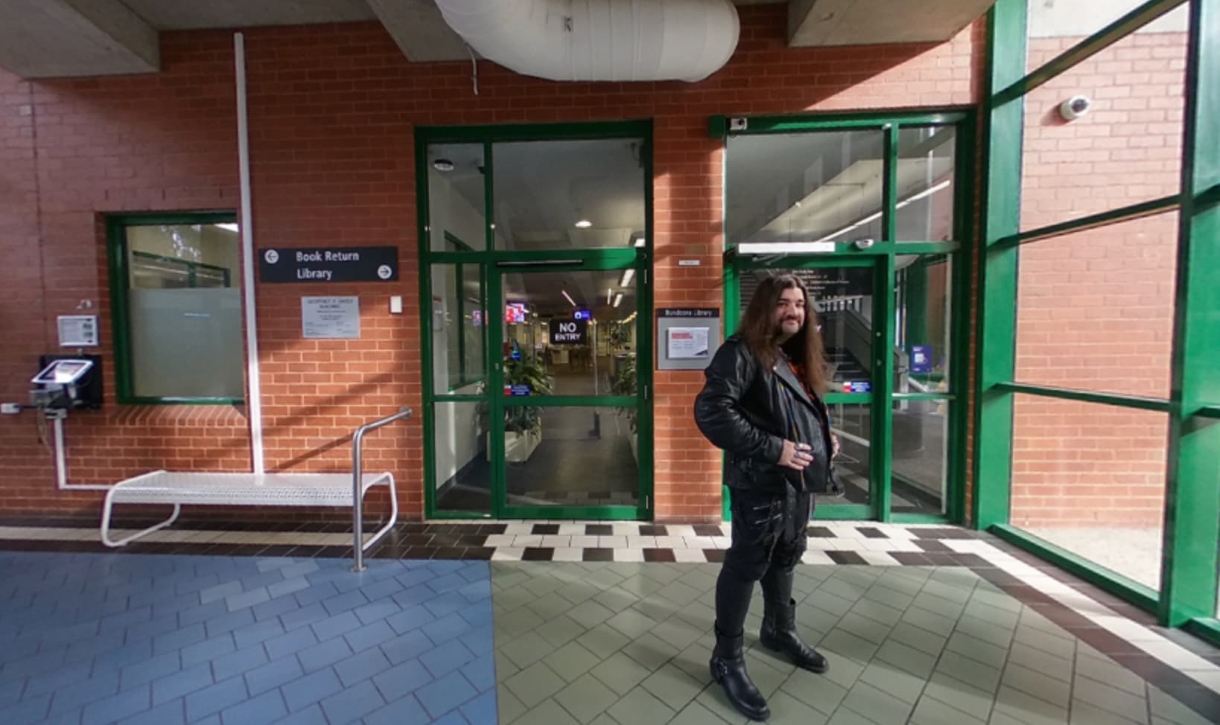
[694,273,835,721]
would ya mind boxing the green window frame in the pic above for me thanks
[441,232,486,392]
[106,211,244,405]
[975,0,1220,636]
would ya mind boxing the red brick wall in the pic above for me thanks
[0,5,981,522]
[1010,31,1185,528]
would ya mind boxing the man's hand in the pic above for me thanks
[779,441,814,471]
[832,434,841,459]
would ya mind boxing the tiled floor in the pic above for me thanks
[489,562,1217,725]
[0,552,495,725]
[2,521,1220,724]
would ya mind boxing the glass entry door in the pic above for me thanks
[490,262,650,519]
[731,256,889,520]
[419,123,653,521]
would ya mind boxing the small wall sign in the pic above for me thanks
[302,296,360,339]
[57,315,99,347]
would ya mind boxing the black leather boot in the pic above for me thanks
[710,626,770,721]
[760,571,829,673]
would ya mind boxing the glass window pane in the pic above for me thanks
[434,401,491,515]
[896,127,956,242]
[824,402,871,508]
[892,399,950,516]
[1010,395,1167,591]
[504,405,638,507]
[125,223,243,399]
[428,143,486,252]
[1026,0,1190,72]
[431,263,487,396]
[492,138,646,251]
[1015,211,1178,399]
[502,270,638,396]
[898,255,953,393]
[1021,25,1187,232]
[726,130,886,247]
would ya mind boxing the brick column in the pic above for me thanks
[650,116,725,523]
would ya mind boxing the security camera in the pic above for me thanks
[729,117,748,132]
[1059,96,1092,122]
[854,238,875,250]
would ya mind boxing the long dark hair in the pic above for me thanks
[739,273,829,394]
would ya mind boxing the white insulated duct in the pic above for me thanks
[434,0,740,83]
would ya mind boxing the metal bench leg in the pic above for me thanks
[101,494,182,548]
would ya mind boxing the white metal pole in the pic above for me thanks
[53,417,110,491]
[235,32,265,475]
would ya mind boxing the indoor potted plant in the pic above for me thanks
[610,358,638,463]
[484,355,553,463]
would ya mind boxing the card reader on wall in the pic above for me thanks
[30,354,103,413]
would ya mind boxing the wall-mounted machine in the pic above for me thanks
[29,354,102,418]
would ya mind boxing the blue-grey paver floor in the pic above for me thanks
[0,551,495,725]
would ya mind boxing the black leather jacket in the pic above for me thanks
[694,336,833,494]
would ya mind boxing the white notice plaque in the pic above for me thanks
[302,296,360,339]
[667,327,709,360]
[58,315,99,347]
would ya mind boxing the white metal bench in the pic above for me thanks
[100,407,410,571]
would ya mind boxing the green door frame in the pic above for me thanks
[416,121,655,521]
[489,257,653,521]
[717,110,975,525]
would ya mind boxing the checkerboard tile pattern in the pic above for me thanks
[0,520,988,568]
[0,552,495,725]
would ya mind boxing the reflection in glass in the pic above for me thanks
[125,223,243,399]
[427,143,486,252]
[891,399,949,515]
[493,138,647,251]
[897,255,952,393]
[726,131,885,247]
[501,270,638,397]
[433,402,492,515]
[1011,395,1167,591]
[431,263,487,396]
[503,406,639,507]
[896,127,956,242]
[822,403,871,508]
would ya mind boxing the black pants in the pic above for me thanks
[715,484,811,637]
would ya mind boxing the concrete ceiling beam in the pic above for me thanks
[0,0,159,78]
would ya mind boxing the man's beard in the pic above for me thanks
[775,318,802,343]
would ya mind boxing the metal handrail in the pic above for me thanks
[351,406,412,571]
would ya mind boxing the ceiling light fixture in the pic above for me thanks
[432,159,454,172]
[216,223,240,233]
[619,269,635,288]
[562,290,577,307]
[575,220,592,229]
[607,288,613,305]
[613,294,623,308]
